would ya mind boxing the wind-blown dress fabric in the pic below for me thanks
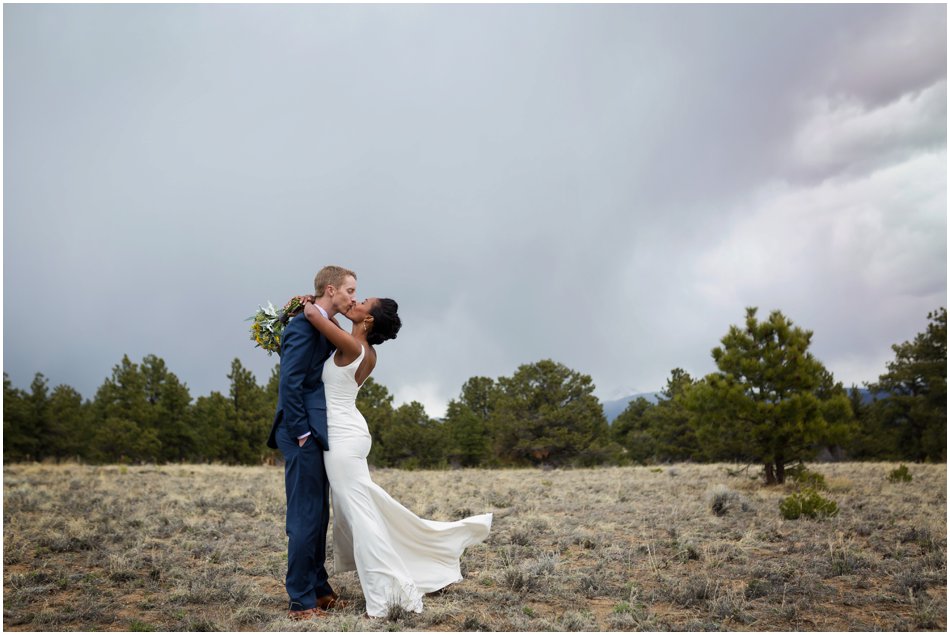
[322,346,492,617]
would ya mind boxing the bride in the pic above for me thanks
[302,297,492,618]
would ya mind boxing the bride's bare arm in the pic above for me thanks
[303,302,362,358]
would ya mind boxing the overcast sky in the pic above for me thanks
[4,4,947,417]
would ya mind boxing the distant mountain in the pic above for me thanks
[602,387,879,423]
[853,387,882,404]
[602,392,660,423]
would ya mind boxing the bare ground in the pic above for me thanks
[3,462,946,631]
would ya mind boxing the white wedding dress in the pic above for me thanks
[322,346,492,617]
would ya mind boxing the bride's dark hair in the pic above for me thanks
[368,299,401,346]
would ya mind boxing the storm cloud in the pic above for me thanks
[4,4,946,416]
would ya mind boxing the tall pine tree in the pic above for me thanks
[865,308,947,461]
[687,308,855,484]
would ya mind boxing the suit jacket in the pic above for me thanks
[266,312,335,450]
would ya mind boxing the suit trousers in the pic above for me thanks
[275,421,333,610]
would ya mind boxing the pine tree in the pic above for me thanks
[492,360,609,467]
[443,400,489,467]
[45,385,91,461]
[442,376,497,467]
[378,401,446,469]
[866,308,947,461]
[459,376,498,421]
[91,356,161,462]
[190,392,237,462]
[141,355,194,462]
[3,373,33,461]
[650,369,700,462]
[611,397,657,464]
[90,417,161,463]
[687,308,855,484]
[227,358,269,464]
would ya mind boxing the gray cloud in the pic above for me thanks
[789,80,946,180]
[4,4,946,416]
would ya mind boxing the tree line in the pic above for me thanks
[610,307,946,481]
[4,307,945,477]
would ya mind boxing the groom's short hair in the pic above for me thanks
[314,266,357,297]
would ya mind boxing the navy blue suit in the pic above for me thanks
[267,312,335,611]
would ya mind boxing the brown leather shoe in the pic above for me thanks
[288,607,329,620]
[317,592,348,610]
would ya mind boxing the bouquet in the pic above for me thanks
[248,295,312,355]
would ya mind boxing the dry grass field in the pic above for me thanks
[3,462,946,631]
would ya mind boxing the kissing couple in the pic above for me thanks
[266,265,492,620]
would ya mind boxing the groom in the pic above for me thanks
[267,265,357,620]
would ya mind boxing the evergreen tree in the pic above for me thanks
[443,400,489,467]
[141,355,194,461]
[91,356,161,462]
[3,373,33,461]
[866,308,947,461]
[190,391,237,462]
[611,370,700,464]
[649,369,700,462]
[686,308,855,484]
[93,356,150,422]
[844,385,896,460]
[89,417,161,463]
[259,363,283,463]
[45,385,91,461]
[29,373,52,452]
[265,364,281,411]
[227,358,270,464]
[91,354,198,462]
[847,386,868,430]
[812,367,856,460]
[459,376,498,421]
[492,360,609,467]
[611,397,657,464]
[441,376,497,467]
[377,401,447,469]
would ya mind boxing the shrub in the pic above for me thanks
[461,615,488,631]
[779,488,839,520]
[706,484,749,516]
[502,552,557,593]
[787,465,828,490]
[576,569,609,597]
[744,578,771,599]
[888,464,913,483]
[560,611,597,632]
[386,601,412,622]
[502,566,535,592]
[829,549,868,576]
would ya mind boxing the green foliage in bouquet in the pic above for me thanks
[248,296,311,355]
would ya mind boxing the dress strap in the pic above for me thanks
[346,345,365,369]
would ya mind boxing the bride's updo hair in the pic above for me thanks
[368,299,401,346]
